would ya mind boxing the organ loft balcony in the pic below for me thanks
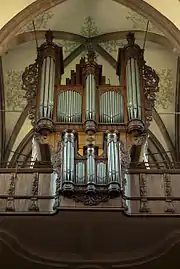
[0,30,178,216]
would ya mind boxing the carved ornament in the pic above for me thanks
[164,174,175,213]
[28,173,39,212]
[6,173,17,212]
[22,61,39,125]
[143,65,159,125]
[72,192,109,206]
[139,174,150,213]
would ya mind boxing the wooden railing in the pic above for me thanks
[0,163,180,214]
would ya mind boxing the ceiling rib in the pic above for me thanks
[8,30,174,53]
[149,130,172,168]
[152,108,175,162]
[92,31,173,50]
[9,129,33,167]
[94,43,117,69]
[4,104,30,164]
[175,57,180,162]
[0,56,5,164]
[64,44,86,67]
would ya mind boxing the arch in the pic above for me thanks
[0,0,180,55]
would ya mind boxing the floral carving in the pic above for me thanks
[28,173,39,211]
[22,61,39,124]
[164,173,175,213]
[139,174,150,213]
[5,70,27,111]
[72,192,109,206]
[155,69,174,110]
[143,65,159,124]
[6,173,17,212]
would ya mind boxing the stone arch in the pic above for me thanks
[0,0,180,55]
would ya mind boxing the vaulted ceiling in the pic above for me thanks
[0,0,179,166]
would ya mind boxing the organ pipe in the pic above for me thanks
[99,91,124,123]
[62,130,75,193]
[37,30,64,120]
[117,32,144,122]
[39,56,55,118]
[83,51,98,122]
[85,74,96,120]
[106,132,120,184]
[86,146,96,185]
[57,90,82,122]
[76,162,85,184]
[97,162,106,184]
[126,58,141,120]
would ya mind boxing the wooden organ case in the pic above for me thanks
[22,31,159,206]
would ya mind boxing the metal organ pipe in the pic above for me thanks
[76,162,85,184]
[86,146,96,185]
[37,31,64,122]
[62,131,75,193]
[39,56,55,118]
[99,91,124,123]
[97,162,106,184]
[85,74,96,120]
[106,132,120,194]
[57,91,82,122]
[126,58,141,120]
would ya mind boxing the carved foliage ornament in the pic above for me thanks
[143,65,159,125]
[22,61,39,125]
[72,192,109,206]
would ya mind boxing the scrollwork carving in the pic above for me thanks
[22,61,39,125]
[139,174,150,213]
[72,192,109,206]
[164,174,175,213]
[52,143,63,209]
[119,141,131,170]
[28,173,39,212]
[132,132,148,146]
[6,173,17,212]
[143,65,159,125]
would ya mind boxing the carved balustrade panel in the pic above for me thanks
[0,170,55,213]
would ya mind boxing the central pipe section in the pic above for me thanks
[83,51,98,121]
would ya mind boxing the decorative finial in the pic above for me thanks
[45,30,54,44]
[86,38,96,62]
[126,32,135,46]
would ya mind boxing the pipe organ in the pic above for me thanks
[22,31,159,206]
